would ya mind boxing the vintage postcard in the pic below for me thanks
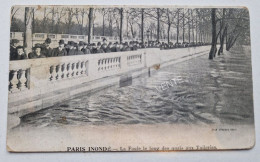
[7,5,255,152]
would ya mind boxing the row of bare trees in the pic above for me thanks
[11,7,249,56]
[209,8,250,59]
[13,7,212,44]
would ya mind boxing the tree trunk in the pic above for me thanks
[218,26,227,55]
[88,8,94,44]
[188,9,191,43]
[81,14,84,35]
[157,8,160,42]
[51,8,55,33]
[141,9,144,43]
[182,9,185,43]
[119,8,123,43]
[218,9,226,55]
[167,23,171,44]
[195,15,198,44]
[209,8,217,60]
[24,7,33,54]
[177,10,179,43]
[192,10,194,42]
[32,8,35,34]
[102,14,105,36]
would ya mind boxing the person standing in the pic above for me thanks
[75,41,84,55]
[10,39,19,60]
[96,42,104,53]
[67,41,76,55]
[82,42,91,54]
[11,46,28,60]
[28,44,46,59]
[52,40,67,57]
[42,38,53,57]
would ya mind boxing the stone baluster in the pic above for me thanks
[115,58,117,69]
[10,70,19,93]
[52,65,57,81]
[107,59,110,70]
[49,66,54,81]
[112,58,115,69]
[110,58,113,70]
[118,57,121,68]
[61,63,65,79]
[75,62,79,77]
[104,59,107,71]
[81,61,85,75]
[72,63,77,77]
[67,63,72,78]
[57,64,63,80]
[77,62,81,76]
[98,60,101,71]
[70,63,74,77]
[19,69,27,90]
[101,59,104,71]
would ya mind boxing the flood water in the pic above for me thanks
[20,46,254,127]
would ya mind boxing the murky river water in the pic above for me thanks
[20,46,254,127]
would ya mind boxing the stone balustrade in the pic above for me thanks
[127,54,142,66]
[8,46,212,129]
[8,50,145,103]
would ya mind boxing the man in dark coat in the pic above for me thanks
[132,41,138,50]
[67,41,76,55]
[122,42,131,51]
[75,41,84,55]
[96,42,104,53]
[10,39,19,60]
[11,46,28,60]
[101,43,111,53]
[91,43,97,54]
[82,42,91,54]
[52,40,67,57]
[28,44,46,59]
[111,42,120,52]
[41,38,53,57]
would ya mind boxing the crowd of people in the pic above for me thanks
[10,38,209,61]
[10,38,140,61]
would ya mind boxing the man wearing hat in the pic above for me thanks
[90,43,98,54]
[10,39,19,60]
[11,46,28,60]
[96,42,104,53]
[52,40,67,57]
[111,42,120,52]
[42,38,53,57]
[82,42,91,54]
[75,41,84,55]
[67,41,76,55]
[28,44,46,59]
[101,43,110,53]
[124,42,131,51]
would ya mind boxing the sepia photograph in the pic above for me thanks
[7,5,255,152]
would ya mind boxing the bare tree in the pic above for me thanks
[98,8,109,36]
[56,7,66,33]
[11,7,20,21]
[24,7,33,53]
[88,8,94,43]
[209,8,217,60]
[64,8,75,33]
[42,7,51,33]
[75,8,89,35]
